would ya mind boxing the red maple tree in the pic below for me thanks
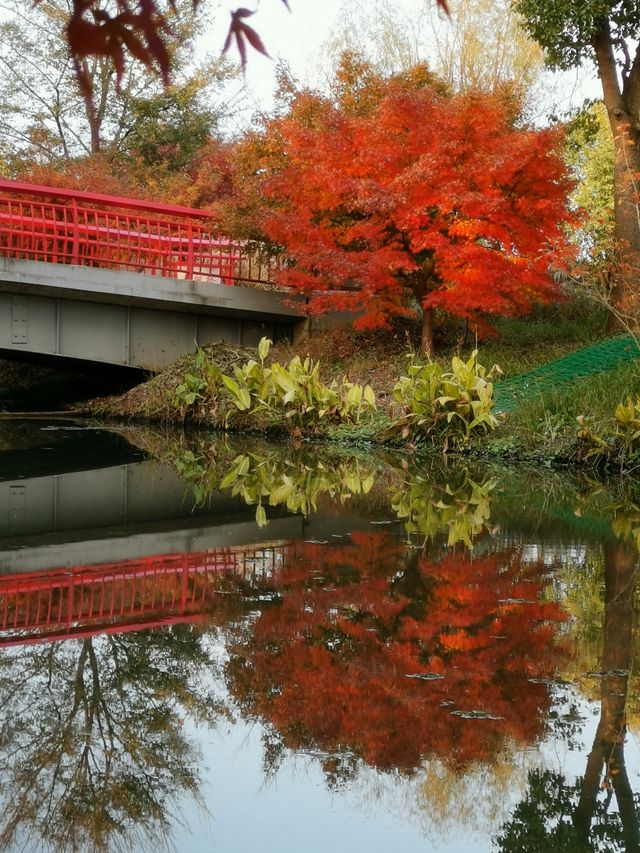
[260,83,575,353]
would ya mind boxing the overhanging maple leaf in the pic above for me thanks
[223,7,272,71]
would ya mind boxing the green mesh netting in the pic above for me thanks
[493,334,640,413]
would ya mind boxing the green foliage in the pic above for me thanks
[482,298,609,378]
[170,338,377,434]
[174,347,224,418]
[270,356,338,425]
[564,101,614,268]
[515,0,637,70]
[387,350,500,448]
[174,372,207,407]
[488,360,640,463]
[223,337,274,421]
[122,77,216,172]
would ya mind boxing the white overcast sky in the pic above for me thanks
[202,0,347,112]
[200,0,602,122]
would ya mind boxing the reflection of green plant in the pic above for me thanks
[172,442,378,526]
[391,471,496,549]
[497,768,630,852]
[222,453,376,526]
[171,436,495,543]
[387,350,500,448]
[573,474,640,552]
[577,396,640,469]
[174,448,210,505]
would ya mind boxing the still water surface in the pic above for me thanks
[0,420,638,852]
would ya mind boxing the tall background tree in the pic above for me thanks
[516,0,640,324]
[564,101,615,295]
[326,0,546,118]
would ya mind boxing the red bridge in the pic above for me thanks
[0,179,302,369]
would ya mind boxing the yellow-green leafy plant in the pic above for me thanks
[577,396,640,468]
[222,336,275,426]
[387,350,500,449]
[173,347,228,421]
[222,338,377,431]
[270,356,339,427]
[173,338,377,433]
[269,351,376,429]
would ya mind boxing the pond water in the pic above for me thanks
[0,419,638,852]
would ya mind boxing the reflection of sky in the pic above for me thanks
[174,683,488,853]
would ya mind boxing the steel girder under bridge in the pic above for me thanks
[0,179,303,370]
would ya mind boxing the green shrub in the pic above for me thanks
[386,350,501,449]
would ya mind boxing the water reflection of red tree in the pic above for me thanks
[226,532,570,773]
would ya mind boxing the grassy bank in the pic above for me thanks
[87,300,640,469]
[481,359,640,463]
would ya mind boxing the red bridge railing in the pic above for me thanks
[0,179,280,286]
[0,542,291,646]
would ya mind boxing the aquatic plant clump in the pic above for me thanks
[577,395,640,470]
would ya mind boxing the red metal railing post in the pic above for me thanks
[71,197,79,265]
[186,221,194,280]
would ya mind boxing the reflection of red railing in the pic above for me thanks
[0,543,290,646]
[0,179,280,286]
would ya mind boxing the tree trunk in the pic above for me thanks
[608,119,640,325]
[593,23,640,326]
[410,264,437,355]
[421,306,434,356]
[73,56,102,154]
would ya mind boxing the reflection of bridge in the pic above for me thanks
[0,544,290,646]
[0,180,303,369]
[0,454,303,573]
[0,449,304,647]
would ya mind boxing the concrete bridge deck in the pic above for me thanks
[0,257,302,370]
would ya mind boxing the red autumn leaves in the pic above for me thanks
[260,85,574,341]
